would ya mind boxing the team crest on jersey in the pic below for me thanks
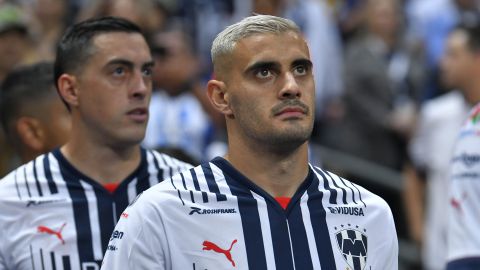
[335,225,368,270]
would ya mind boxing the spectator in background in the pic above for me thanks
[25,0,70,62]
[324,0,426,170]
[446,22,480,270]
[406,0,479,100]
[143,27,219,164]
[0,62,71,165]
[0,3,30,82]
[404,23,478,270]
[0,3,32,177]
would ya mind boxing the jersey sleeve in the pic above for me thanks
[101,192,169,270]
[370,201,399,270]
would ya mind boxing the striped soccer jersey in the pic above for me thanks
[447,104,480,268]
[0,148,191,270]
[102,157,398,270]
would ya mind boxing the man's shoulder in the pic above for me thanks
[310,165,393,215]
[145,148,193,170]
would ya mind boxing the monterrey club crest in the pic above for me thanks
[335,228,368,270]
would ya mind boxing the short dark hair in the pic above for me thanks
[0,62,56,136]
[54,16,144,104]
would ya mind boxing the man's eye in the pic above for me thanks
[113,67,125,76]
[256,68,272,79]
[142,67,152,77]
[294,65,307,75]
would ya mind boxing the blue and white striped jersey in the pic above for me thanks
[0,148,191,270]
[102,157,398,270]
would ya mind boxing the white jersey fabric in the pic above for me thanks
[0,148,191,270]
[409,91,470,269]
[447,104,480,269]
[102,157,398,270]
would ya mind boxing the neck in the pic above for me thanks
[60,126,142,184]
[463,77,480,105]
[225,136,310,198]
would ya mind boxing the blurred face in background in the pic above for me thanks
[441,29,477,90]
[0,30,29,78]
[366,0,401,38]
[151,31,199,96]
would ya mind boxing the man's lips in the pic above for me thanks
[275,106,306,116]
[127,107,148,122]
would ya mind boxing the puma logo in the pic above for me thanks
[37,222,67,244]
[451,192,468,214]
[202,239,237,267]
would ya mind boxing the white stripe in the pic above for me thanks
[182,170,202,203]
[146,151,158,187]
[210,163,233,196]
[194,166,211,193]
[24,161,40,197]
[127,177,138,203]
[34,156,49,195]
[299,192,321,269]
[153,151,170,181]
[286,221,296,270]
[79,180,103,260]
[47,153,69,196]
[251,191,276,269]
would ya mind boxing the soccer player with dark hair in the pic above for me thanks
[102,14,398,270]
[0,62,70,164]
[0,16,191,270]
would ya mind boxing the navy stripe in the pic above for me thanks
[313,167,337,204]
[288,202,314,269]
[150,150,165,183]
[39,248,45,270]
[189,190,195,203]
[177,189,185,205]
[266,202,294,268]
[33,159,43,197]
[338,177,357,205]
[24,166,32,197]
[202,164,227,202]
[307,177,337,269]
[30,245,36,270]
[325,171,347,204]
[350,182,366,207]
[159,152,174,179]
[50,252,56,270]
[190,169,208,203]
[222,170,268,269]
[180,173,188,190]
[62,255,71,270]
[58,166,95,265]
[43,154,58,194]
[134,156,150,199]
[93,187,115,255]
[447,257,480,270]
[14,170,22,199]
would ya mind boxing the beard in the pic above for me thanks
[233,100,314,153]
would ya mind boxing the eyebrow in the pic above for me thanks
[244,61,281,75]
[291,59,313,69]
[105,59,155,69]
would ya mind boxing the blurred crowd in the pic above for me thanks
[1,0,480,269]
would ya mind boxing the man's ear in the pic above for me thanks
[207,79,233,116]
[15,117,45,152]
[57,74,79,108]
